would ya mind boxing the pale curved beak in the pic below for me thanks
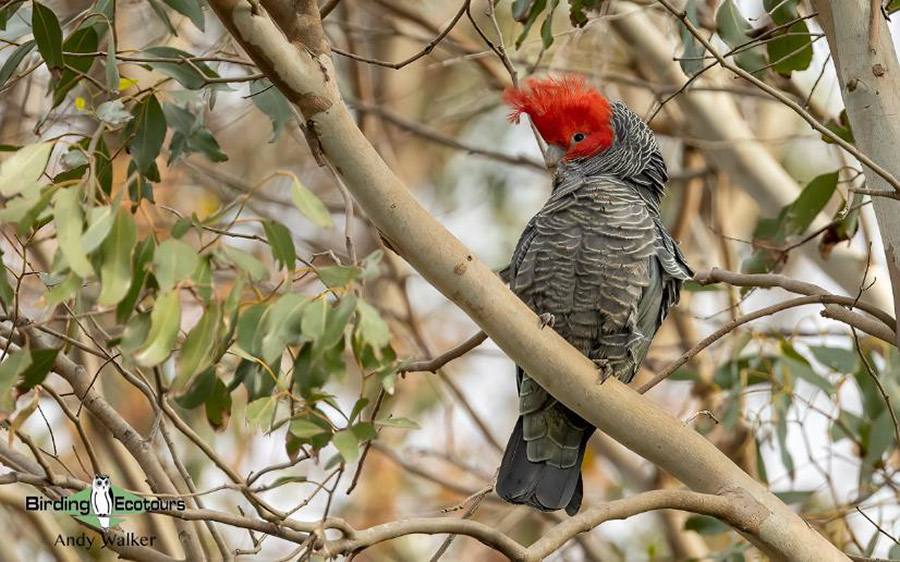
[543,144,566,170]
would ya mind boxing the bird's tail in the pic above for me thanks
[495,417,591,516]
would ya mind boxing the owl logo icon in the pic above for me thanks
[90,475,114,531]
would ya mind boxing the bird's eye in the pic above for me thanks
[572,133,586,143]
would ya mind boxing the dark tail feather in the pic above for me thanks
[496,418,591,515]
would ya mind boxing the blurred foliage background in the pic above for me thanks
[0,0,898,560]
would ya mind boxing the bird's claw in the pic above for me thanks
[593,359,614,384]
[538,313,556,329]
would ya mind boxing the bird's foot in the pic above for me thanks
[538,313,556,329]
[593,359,614,384]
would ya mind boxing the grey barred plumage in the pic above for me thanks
[497,95,692,515]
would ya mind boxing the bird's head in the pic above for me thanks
[503,75,614,168]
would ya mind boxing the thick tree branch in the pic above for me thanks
[812,0,900,349]
[208,1,849,559]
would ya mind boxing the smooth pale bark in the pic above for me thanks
[813,0,900,347]
[208,1,848,559]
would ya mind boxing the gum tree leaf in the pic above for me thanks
[246,396,277,432]
[289,418,329,439]
[0,141,53,197]
[105,32,118,92]
[31,2,62,71]
[174,303,222,388]
[97,208,136,305]
[116,237,155,322]
[219,246,269,281]
[52,27,99,108]
[53,186,94,278]
[375,416,420,430]
[162,0,204,31]
[18,347,59,392]
[0,40,36,88]
[81,205,115,253]
[134,290,181,367]
[249,79,293,141]
[355,300,389,350]
[143,46,217,90]
[126,94,167,175]
[332,429,360,464]
[291,176,332,227]
[153,238,199,291]
[0,347,31,415]
[715,0,766,73]
[262,220,295,272]
[679,0,704,76]
[763,0,812,76]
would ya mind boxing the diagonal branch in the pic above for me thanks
[207,0,850,559]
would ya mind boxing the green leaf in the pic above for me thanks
[267,475,308,489]
[808,345,858,374]
[317,264,359,288]
[0,1,24,31]
[163,103,227,164]
[133,290,181,367]
[332,429,360,464]
[684,514,729,535]
[289,418,329,439]
[18,347,59,392]
[773,490,814,505]
[175,303,221,388]
[291,176,332,227]
[126,94,167,175]
[351,421,377,441]
[31,2,63,71]
[249,79,293,141]
[53,186,94,278]
[52,27,99,108]
[375,416,420,430]
[355,300,390,350]
[246,396,277,432]
[81,205,115,253]
[146,0,177,35]
[765,20,813,76]
[782,172,839,235]
[780,342,835,394]
[204,376,231,430]
[44,273,80,307]
[116,237,155,322]
[539,0,559,49]
[153,238,200,291]
[262,220,296,272]
[679,0,704,76]
[0,141,53,197]
[715,0,766,73]
[569,0,601,26]
[319,295,356,353]
[0,347,31,414]
[175,365,215,408]
[514,0,547,49]
[162,0,204,31]
[143,46,217,90]
[0,251,13,309]
[97,208,136,305]
[105,32,118,92]
[219,246,269,281]
[259,293,308,365]
[0,40,35,89]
